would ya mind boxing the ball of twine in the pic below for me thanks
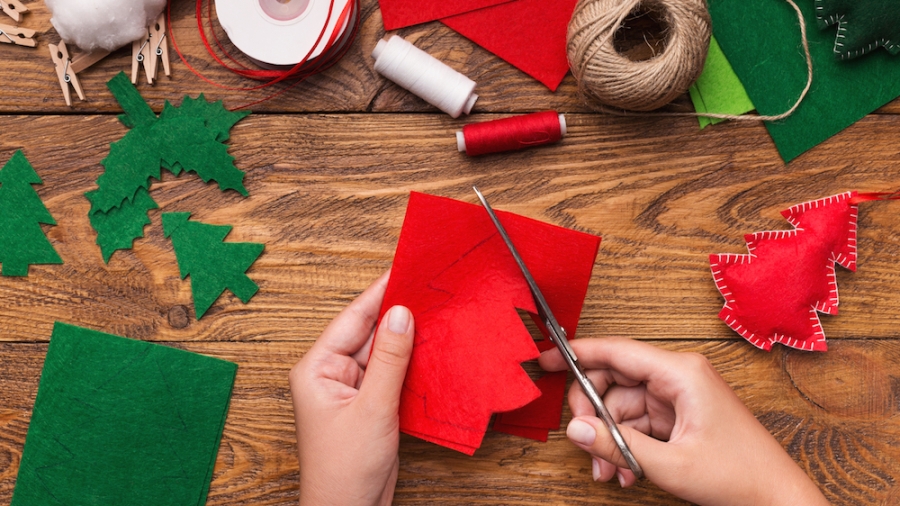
[567,0,711,111]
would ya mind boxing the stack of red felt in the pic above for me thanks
[379,192,600,454]
[377,0,577,91]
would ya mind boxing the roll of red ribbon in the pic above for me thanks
[457,111,567,156]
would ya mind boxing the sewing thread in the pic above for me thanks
[457,111,567,156]
[372,35,478,119]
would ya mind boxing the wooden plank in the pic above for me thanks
[3,0,899,115]
[1,113,899,343]
[1,339,898,504]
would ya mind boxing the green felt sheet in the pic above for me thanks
[12,322,237,506]
[688,35,755,129]
[0,150,62,276]
[163,212,264,319]
[816,0,900,60]
[709,0,900,162]
[89,187,158,262]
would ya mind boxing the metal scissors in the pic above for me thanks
[474,187,644,479]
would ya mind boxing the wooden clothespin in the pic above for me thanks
[49,41,84,107]
[0,22,34,47]
[132,12,170,84]
[0,0,28,23]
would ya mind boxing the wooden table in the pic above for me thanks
[2,1,900,504]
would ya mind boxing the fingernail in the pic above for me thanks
[388,306,411,334]
[592,459,601,481]
[567,419,596,447]
[617,470,626,488]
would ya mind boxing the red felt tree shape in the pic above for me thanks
[710,192,863,351]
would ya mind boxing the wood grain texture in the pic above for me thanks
[3,0,900,503]
[1,340,899,505]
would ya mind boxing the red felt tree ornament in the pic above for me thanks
[710,191,899,352]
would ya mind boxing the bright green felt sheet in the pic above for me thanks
[688,35,755,129]
[163,212,264,319]
[708,0,900,162]
[12,322,237,506]
[0,150,62,276]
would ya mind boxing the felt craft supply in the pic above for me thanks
[567,0,711,111]
[441,0,577,91]
[163,212,264,319]
[709,0,900,162]
[0,151,63,276]
[457,111,567,156]
[380,192,600,454]
[86,73,250,261]
[372,35,478,119]
[710,191,900,352]
[816,0,900,60]
[492,369,568,442]
[45,0,165,51]
[688,35,755,129]
[378,0,511,31]
[12,322,237,506]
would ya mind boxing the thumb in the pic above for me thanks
[566,416,675,482]
[358,305,414,413]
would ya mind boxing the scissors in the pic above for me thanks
[474,187,644,479]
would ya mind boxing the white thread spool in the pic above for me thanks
[372,35,478,118]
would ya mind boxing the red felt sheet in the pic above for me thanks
[381,192,600,454]
[378,0,513,31]
[441,0,578,90]
[710,192,860,352]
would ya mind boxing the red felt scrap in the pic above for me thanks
[441,0,578,90]
[493,371,568,441]
[710,192,861,352]
[381,192,599,454]
[378,0,512,31]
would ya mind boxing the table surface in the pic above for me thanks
[2,1,900,504]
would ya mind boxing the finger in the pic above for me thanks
[314,271,391,358]
[358,305,415,415]
[566,415,676,482]
[540,337,682,385]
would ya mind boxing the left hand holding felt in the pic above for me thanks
[289,272,415,505]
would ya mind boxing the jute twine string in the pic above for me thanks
[567,0,813,122]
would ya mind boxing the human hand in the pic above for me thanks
[539,337,829,506]
[289,272,415,505]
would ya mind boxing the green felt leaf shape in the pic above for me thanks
[162,212,264,319]
[160,95,251,143]
[0,151,63,276]
[816,0,900,60]
[89,187,159,262]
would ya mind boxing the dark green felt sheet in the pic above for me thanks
[709,0,900,162]
[12,322,237,506]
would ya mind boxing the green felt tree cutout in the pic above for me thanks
[0,151,63,276]
[816,0,900,60]
[86,72,250,262]
[162,212,264,319]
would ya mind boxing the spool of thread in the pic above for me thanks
[372,35,478,118]
[567,0,710,111]
[457,111,567,156]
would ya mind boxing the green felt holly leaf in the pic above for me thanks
[89,187,159,263]
[162,212,264,319]
[0,151,63,276]
[816,0,900,60]
[160,95,250,143]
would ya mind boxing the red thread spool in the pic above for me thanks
[457,111,566,156]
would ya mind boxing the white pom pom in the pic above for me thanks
[45,0,167,52]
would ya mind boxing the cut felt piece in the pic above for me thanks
[381,192,600,454]
[163,212,264,319]
[710,192,862,352]
[816,0,900,60]
[688,35,755,129]
[708,0,900,162]
[12,322,237,506]
[441,0,577,91]
[378,0,512,31]
[89,186,158,262]
[0,150,63,276]
[492,371,568,442]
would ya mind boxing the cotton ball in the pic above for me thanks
[45,0,167,52]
